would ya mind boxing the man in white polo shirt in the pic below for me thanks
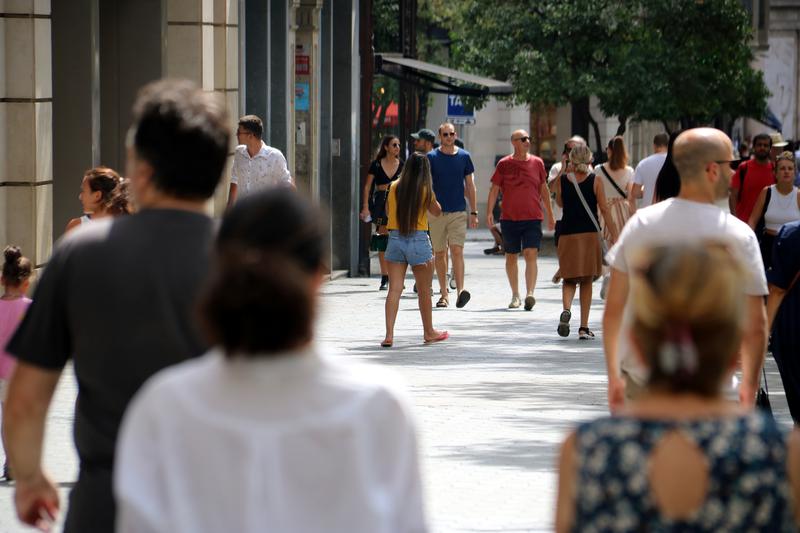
[603,127,768,413]
[227,115,294,207]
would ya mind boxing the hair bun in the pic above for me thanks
[3,246,21,263]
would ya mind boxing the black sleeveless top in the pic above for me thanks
[369,159,403,186]
[560,173,599,235]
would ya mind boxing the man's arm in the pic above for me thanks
[739,294,767,407]
[486,184,500,228]
[465,173,478,228]
[602,269,629,413]
[540,180,555,230]
[226,182,238,209]
[766,283,787,332]
[4,362,62,527]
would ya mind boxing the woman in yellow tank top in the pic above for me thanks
[382,153,448,347]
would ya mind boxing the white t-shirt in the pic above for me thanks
[605,198,767,384]
[633,152,667,208]
[230,141,292,196]
[115,347,427,533]
[597,164,634,200]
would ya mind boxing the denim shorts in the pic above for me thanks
[500,219,542,254]
[385,230,433,266]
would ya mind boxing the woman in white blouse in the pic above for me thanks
[114,189,427,533]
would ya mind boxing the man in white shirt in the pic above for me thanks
[227,115,294,207]
[603,127,768,413]
[631,132,668,211]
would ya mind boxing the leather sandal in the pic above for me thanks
[436,295,449,308]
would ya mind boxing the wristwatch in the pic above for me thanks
[470,211,478,216]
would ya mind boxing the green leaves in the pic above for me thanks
[447,0,768,128]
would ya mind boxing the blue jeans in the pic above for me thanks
[385,230,433,266]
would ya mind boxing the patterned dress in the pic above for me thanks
[571,414,794,532]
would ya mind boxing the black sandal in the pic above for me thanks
[557,310,571,337]
[578,327,595,340]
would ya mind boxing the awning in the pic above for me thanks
[375,54,513,97]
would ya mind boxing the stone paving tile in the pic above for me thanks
[0,230,789,532]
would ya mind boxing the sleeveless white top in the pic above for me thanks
[764,185,800,232]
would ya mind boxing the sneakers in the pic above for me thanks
[456,290,471,308]
[508,295,521,309]
[557,309,571,337]
[379,275,389,291]
[524,295,536,311]
[448,273,457,290]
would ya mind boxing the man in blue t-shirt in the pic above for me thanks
[427,122,478,308]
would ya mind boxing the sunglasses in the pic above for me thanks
[390,143,400,147]
[441,132,456,137]
[715,159,738,170]
[513,136,531,142]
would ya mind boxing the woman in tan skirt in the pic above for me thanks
[552,145,617,339]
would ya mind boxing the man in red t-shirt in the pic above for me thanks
[487,130,556,310]
[729,133,775,222]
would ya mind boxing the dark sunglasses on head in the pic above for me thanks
[513,136,531,142]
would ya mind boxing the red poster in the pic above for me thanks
[295,55,310,75]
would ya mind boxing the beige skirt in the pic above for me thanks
[557,232,602,281]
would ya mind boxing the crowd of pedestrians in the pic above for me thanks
[1,74,800,531]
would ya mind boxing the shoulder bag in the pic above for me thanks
[568,173,609,265]
[599,165,627,199]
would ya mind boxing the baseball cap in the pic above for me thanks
[770,132,788,148]
[410,128,436,142]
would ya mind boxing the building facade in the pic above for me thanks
[1,0,362,274]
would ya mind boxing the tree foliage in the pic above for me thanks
[449,0,769,144]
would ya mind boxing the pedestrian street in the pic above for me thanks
[317,229,793,532]
[0,231,790,533]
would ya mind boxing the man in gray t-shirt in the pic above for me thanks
[4,80,230,533]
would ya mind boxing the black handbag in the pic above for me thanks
[755,366,773,417]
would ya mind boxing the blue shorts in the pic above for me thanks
[385,230,433,266]
[500,219,542,254]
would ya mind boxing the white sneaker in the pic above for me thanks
[508,295,521,309]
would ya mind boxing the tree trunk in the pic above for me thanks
[661,120,673,136]
[616,116,627,136]
[586,109,603,162]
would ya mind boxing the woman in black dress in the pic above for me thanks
[361,135,403,290]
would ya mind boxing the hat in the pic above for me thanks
[411,128,436,142]
[770,132,788,147]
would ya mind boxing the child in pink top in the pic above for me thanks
[0,245,33,480]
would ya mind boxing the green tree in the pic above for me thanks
[449,0,769,151]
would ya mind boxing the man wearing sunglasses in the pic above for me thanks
[604,127,767,414]
[487,130,555,310]
[227,115,294,208]
[427,123,478,308]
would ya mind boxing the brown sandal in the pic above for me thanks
[436,296,449,308]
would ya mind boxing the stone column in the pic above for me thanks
[166,0,240,214]
[1,0,53,266]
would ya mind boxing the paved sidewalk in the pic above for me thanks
[317,229,792,532]
[0,230,789,532]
